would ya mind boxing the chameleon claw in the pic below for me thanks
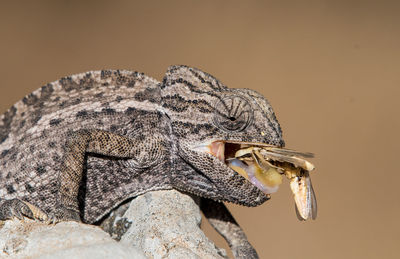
[45,215,57,225]
[13,209,24,221]
[232,242,259,259]
[0,198,34,221]
[47,205,81,224]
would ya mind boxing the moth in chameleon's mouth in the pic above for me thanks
[196,140,317,221]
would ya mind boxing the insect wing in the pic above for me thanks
[264,147,314,158]
[293,173,317,221]
[308,175,318,220]
[295,201,305,221]
[260,149,315,171]
[223,140,314,158]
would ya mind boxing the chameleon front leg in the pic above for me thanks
[51,129,137,222]
[0,198,34,220]
[0,198,48,221]
[200,198,259,259]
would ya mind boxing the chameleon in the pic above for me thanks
[0,65,307,258]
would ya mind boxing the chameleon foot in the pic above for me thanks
[232,242,259,259]
[47,205,80,224]
[0,198,36,221]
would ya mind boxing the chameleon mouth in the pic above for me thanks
[196,140,317,220]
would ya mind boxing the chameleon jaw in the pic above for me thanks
[195,140,284,194]
[195,140,317,221]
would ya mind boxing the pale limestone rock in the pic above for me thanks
[0,190,227,259]
[120,190,228,259]
[0,220,145,259]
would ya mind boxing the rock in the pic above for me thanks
[0,190,227,259]
[0,219,145,259]
[120,190,228,259]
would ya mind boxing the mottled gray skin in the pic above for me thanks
[0,66,284,258]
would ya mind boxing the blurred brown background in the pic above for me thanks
[1,1,399,258]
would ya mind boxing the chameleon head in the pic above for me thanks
[161,65,316,220]
[162,65,284,206]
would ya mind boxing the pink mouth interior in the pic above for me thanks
[206,141,282,194]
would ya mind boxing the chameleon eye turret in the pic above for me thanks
[212,95,253,132]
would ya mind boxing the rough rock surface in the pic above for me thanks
[0,220,145,259]
[0,190,228,259]
[120,190,228,259]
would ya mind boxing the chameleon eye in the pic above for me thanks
[213,95,253,132]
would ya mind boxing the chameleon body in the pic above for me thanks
[0,66,284,258]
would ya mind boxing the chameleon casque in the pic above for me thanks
[0,65,315,258]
